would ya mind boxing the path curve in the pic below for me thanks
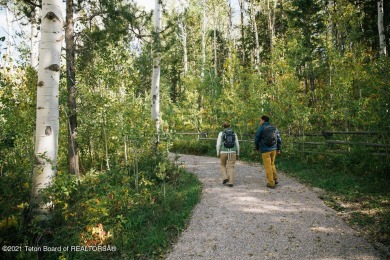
[166,154,384,260]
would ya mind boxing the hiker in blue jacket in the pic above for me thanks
[255,115,281,189]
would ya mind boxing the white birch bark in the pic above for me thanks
[267,0,275,53]
[32,0,63,216]
[227,0,234,86]
[4,5,13,70]
[328,0,334,88]
[377,0,387,56]
[272,0,277,48]
[213,24,217,75]
[327,0,333,42]
[179,20,188,76]
[30,6,40,69]
[268,0,277,84]
[238,0,245,64]
[151,0,162,136]
[103,115,110,170]
[251,0,260,74]
[178,0,188,76]
[227,0,232,62]
[201,0,207,79]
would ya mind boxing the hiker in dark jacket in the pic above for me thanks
[255,115,281,189]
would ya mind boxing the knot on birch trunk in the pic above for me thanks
[45,126,52,136]
[45,11,59,21]
[46,64,60,72]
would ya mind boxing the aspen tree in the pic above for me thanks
[4,3,14,71]
[178,0,188,76]
[238,0,245,64]
[227,0,234,86]
[377,0,387,56]
[250,0,260,74]
[31,0,63,219]
[213,18,217,75]
[152,0,162,141]
[66,0,80,177]
[179,21,188,76]
[198,0,207,129]
[30,6,40,69]
[201,0,207,79]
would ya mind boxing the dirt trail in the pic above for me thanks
[166,154,384,260]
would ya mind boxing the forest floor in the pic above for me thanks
[166,154,386,260]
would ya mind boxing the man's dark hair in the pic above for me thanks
[223,122,231,128]
[261,115,270,122]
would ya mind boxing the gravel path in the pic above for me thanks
[166,154,384,260]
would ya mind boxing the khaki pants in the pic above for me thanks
[220,153,236,185]
[261,150,278,187]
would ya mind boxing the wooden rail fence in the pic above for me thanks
[173,131,390,157]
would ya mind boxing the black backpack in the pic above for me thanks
[223,129,236,148]
[262,125,277,146]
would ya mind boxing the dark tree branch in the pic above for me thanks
[23,0,41,8]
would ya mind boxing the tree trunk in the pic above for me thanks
[377,0,387,56]
[4,5,13,71]
[267,0,272,52]
[102,114,110,170]
[268,0,277,84]
[31,0,63,220]
[227,0,234,86]
[152,0,162,141]
[178,1,188,77]
[213,24,217,75]
[251,0,260,74]
[30,6,40,69]
[201,0,207,79]
[180,21,188,76]
[268,0,277,52]
[198,0,207,128]
[238,0,245,64]
[327,0,333,43]
[66,0,80,177]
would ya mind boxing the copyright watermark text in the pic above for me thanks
[2,245,117,252]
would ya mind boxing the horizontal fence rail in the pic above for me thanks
[291,131,389,157]
[171,130,389,157]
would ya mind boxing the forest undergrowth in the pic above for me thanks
[0,149,202,259]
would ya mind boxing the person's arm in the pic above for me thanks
[216,132,222,156]
[276,129,282,152]
[254,126,262,151]
[235,133,240,157]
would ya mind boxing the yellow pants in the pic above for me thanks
[261,150,278,187]
[220,153,236,185]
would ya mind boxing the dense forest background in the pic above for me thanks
[0,0,389,259]
[1,0,389,172]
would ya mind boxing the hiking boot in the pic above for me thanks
[223,179,228,184]
[228,184,234,187]
[266,183,275,189]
